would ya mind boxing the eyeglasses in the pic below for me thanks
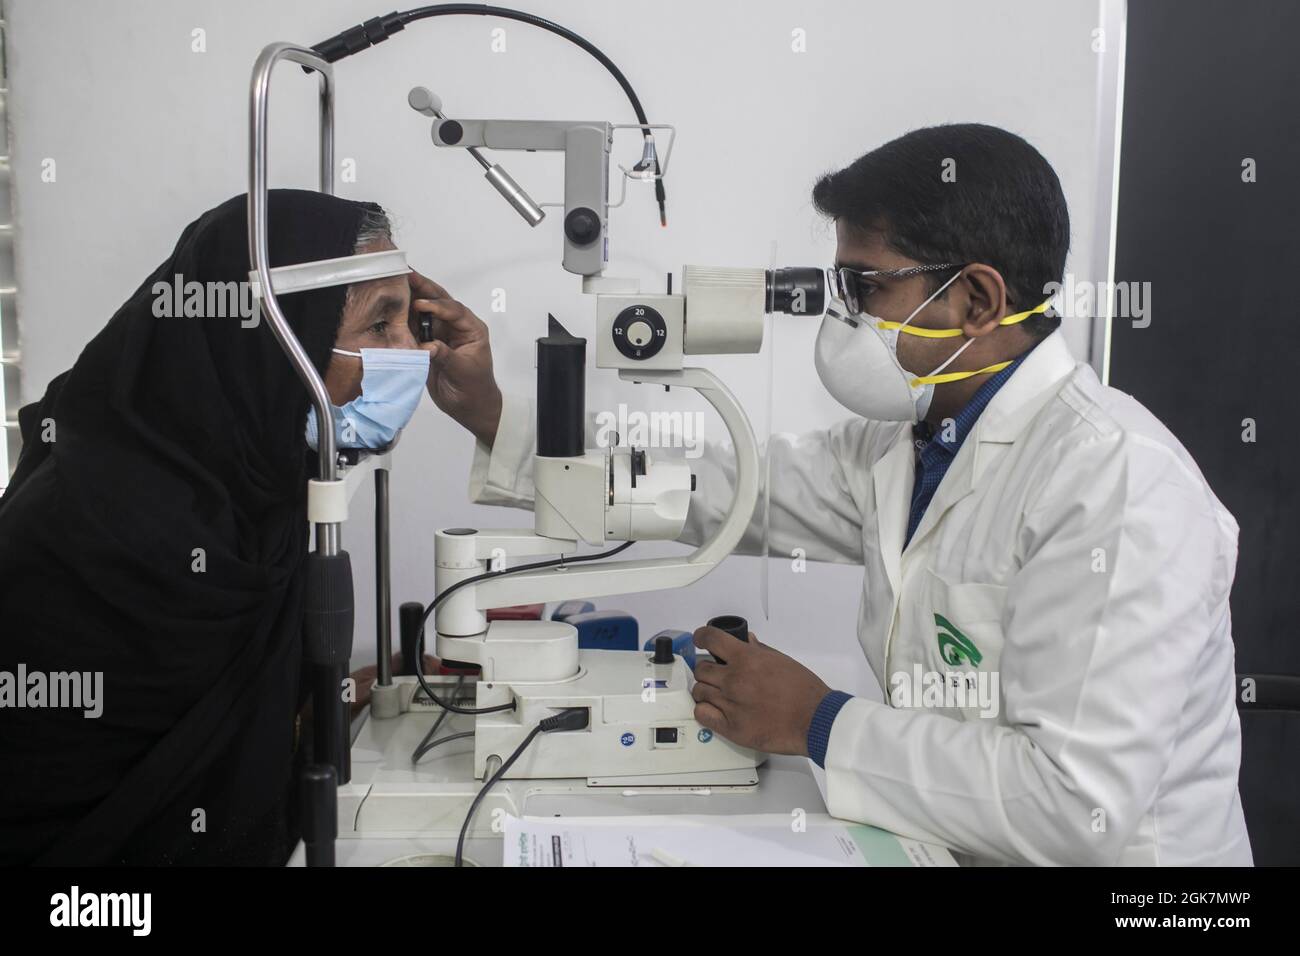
[826,262,964,317]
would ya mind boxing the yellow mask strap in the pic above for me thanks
[903,300,1051,387]
[911,360,1013,387]
[878,299,1052,339]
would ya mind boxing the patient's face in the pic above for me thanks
[325,238,416,405]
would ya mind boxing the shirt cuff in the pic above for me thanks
[807,690,853,768]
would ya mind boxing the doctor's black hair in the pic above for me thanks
[812,123,1068,339]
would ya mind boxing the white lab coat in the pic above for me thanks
[467,330,1253,866]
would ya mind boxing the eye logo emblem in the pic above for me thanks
[935,613,982,668]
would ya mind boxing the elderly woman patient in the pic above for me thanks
[0,189,498,864]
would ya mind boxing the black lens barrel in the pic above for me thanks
[765,266,826,316]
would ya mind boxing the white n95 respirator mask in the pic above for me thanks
[814,270,1048,423]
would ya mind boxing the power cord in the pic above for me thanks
[412,731,474,762]
[410,540,635,717]
[410,675,470,763]
[455,707,590,867]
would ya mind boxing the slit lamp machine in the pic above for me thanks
[245,5,825,865]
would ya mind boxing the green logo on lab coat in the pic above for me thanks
[935,613,982,668]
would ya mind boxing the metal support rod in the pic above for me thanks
[248,42,341,551]
[247,44,354,820]
[319,524,341,555]
[375,467,393,686]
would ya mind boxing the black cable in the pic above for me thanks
[308,5,667,223]
[410,539,635,717]
[456,726,541,867]
[410,675,466,762]
[455,707,589,866]
[413,731,475,763]
[403,7,650,126]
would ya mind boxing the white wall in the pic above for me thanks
[7,0,1117,701]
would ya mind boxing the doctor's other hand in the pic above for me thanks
[409,270,503,447]
[690,627,831,756]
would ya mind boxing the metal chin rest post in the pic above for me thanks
[247,41,410,866]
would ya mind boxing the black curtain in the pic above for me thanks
[1111,0,1300,864]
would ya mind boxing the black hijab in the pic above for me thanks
[0,188,380,864]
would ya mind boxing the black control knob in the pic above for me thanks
[301,764,337,867]
[437,119,464,145]
[399,601,424,676]
[564,206,601,245]
[706,614,749,665]
[653,634,674,665]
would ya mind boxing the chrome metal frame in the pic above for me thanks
[247,42,341,553]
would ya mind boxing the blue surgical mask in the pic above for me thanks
[306,347,431,450]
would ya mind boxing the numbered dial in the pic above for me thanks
[612,305,668,360]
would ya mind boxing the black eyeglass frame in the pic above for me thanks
[827,262,964,316]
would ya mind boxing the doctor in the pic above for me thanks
[414,123,1252,866]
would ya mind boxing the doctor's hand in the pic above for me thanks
[409,271,503,447]
[690,627,831,756]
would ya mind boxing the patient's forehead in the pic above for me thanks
[341,234,408,329]
[346,274,408,320]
